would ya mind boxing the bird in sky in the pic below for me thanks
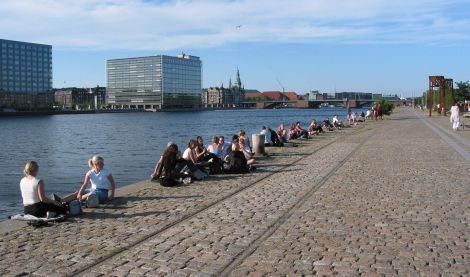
[236,25,242,29]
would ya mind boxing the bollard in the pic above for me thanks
[252,134,265,155]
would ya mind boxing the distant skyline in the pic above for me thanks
[1,0,470,97]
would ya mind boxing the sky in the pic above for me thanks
[1,0,470,97]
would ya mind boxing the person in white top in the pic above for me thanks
[77,155,116,203]
[20,161,75,217]
[450,101,461,131]
[260,126,272,146]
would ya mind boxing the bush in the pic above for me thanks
[375,99,395,115]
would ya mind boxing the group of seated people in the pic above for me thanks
[19,113,364,219]
[150,131,257,187]
[276,116,347,141]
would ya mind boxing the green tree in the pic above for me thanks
[455,81,470,101]
[375,99,395,115]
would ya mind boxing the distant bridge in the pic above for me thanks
[242,99,406,109]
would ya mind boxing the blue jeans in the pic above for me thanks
[94,189,109,203]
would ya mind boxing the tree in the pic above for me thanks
[455,81,470,101]
[375,99,395,115]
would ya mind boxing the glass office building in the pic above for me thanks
[107,54,202,110]
[0,39,53,109]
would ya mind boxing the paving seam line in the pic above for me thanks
[420,117,470,162]
[416,110,470,149]
[218,127,376,277]
[69,128,364,277]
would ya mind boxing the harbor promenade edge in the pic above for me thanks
[2,107,470,276]
[0,122,359,277]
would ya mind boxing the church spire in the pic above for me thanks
[228,78,232,89]
[235,67,242,89]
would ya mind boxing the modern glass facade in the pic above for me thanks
[0,39,53,109]
[107,54,202,110]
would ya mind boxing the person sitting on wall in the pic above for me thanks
[260,126,273,147]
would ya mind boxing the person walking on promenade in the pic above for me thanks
[20,161,74,217]
[77,155,116,203]
[450,101,461,131]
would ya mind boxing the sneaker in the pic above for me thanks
[183,177,192,185]
[46,211,56,219]
[51,193,62,203]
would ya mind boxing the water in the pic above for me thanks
[0,108,362,219]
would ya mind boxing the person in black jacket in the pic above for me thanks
[157,144,191,186]
[224,143,249,174]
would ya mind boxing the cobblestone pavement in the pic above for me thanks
[0,124,357,276]
[78,128,371,277]
[3,107,469,277]
[231,108,470,276]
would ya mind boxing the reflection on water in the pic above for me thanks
[0,108,360,219]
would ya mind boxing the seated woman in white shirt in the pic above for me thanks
[77,155,116,203]
[20,161,76,217]
[239,137,255,168]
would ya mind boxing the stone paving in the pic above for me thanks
[232,108,470,276]
[2,107,470,276]
[0,124,355,276]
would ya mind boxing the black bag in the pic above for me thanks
[159,176,177,187]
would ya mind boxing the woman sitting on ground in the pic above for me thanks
[77,155,116,203]
[195,136,207,162]
[206,136,222,157]
[308,120,320,137]
[150,141,173,181]
[295,122,309,139]
[183,139,209,179]
[323,117,334,131]
[224,143,249,174]
[20,161,74,217]
[239,130,251,150]
[277,123,287,143]
[155,143,190,186]
[218,136,232,160]
[288,123,298,140]
[239,137,255,169]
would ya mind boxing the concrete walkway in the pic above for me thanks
[1,107,469,276]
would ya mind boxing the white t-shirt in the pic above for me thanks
[332,117,339,124]
[86,168,111,190]
[260,129,272,144]
[20,176,41,205]
[242,145,253,160]
[183,148,194,160]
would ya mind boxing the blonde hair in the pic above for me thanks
[24,161,39,176]
[88,155,104,169]
[231,143,239,152]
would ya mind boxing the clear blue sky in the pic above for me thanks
[1,0,469,97]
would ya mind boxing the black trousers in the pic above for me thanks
[24,202,67,217]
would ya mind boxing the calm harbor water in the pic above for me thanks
[0,108,363,219]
